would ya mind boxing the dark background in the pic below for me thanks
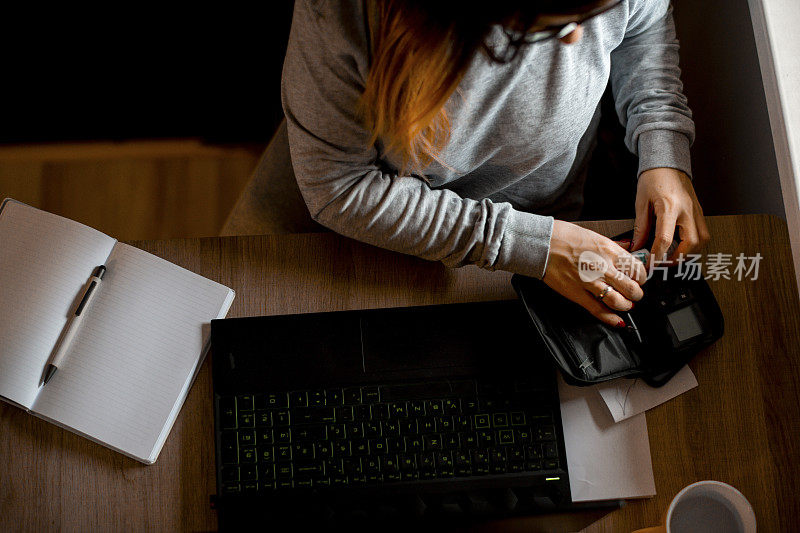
[2,5,294,145]
[2,2,783,221]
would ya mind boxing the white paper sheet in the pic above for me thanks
[558,376,656,502]
[595,365,698,423]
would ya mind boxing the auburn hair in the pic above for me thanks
[359,0,607,175]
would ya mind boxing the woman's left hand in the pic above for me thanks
[630,167,710,263]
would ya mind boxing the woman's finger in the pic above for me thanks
[603,267,643,305]
[631,199,653,252]
[672,214,700,261]
[650,208,678,265]
[575,288,625,327]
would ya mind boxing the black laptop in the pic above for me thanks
[210,298,572,528]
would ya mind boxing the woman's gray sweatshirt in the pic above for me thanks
[281,0,694,279]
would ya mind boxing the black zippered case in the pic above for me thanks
[511,231,724,388]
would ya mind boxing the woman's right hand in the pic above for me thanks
[542,220,648,328]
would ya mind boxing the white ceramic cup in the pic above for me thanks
[633,480,756,533]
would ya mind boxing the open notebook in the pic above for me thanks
[0,199,235,463]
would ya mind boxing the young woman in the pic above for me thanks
[244,0,709,327]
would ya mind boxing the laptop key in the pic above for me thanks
[237,395,254,411]
[409,401,426,416]
[362,457,380,474]
[237,412,254,428]
[390,401,409,418]
[404,436,423,452]
[265,393,288,409]
[426,400,443,416]
[344,388,362,405]
[422,434,441,451]
[221,432,238,464]
[293,408,335,425]
[372,403,390,420]
[399,455,417,471]
[333,442,352,457]
[382,455,399,474]
[437,416,454,433]
[295,462,325,476]
[325,458,344,475]
[328,423,346,440]
[343,457,363,475]
[314,442,332,459]
[222,483,241,494]
[275,410,290,426]
[508,447,524,463]
[238,430,256,447]
[354,405,371,422]
[363,422,380,438]
[221,466,239,482]
[492,413,509,428]
[538,425,556,441]
[259,447,274,463]
[255,411,272,428]
[352,440,369,456]
[474,414,491,429]
[498,429,514,445]
[220,397,237,429]
[370,438,388,455]
[290,391,308,407]
[275,429,292,444]
[419,418,436,434]
[347,423,364,439]
[295,478,313,488]
[543,442,558,458]
[381,420,400,436]
[400,419,418,435]
[240,447,256,463]
[293,443,315,460]
[241,464,258,481]
[388,437,405,454]
[508,462,525,473]
[259,464,274,480]
[294,425,326,442]
[511,412,526,426]
[336,406,354,423]
[460,432,478,448]
[276,464,293,479]
[276,445,292,462]
[443,434,459,450]
[477,430,495,447]
[362,386,380,403]
[325,388,343,406]
[308,391,325,407]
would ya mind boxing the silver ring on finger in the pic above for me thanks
[596,284,612,301]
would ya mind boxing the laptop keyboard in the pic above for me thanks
[217,379,562,494]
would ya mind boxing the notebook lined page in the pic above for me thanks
[0,200,115,409]
[32,242,234,461]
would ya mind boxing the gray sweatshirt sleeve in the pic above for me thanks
[281,0,553,279]
[610,0,695,178]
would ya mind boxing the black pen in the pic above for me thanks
[42,265,106,385]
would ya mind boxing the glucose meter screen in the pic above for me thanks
[667,305,704,342]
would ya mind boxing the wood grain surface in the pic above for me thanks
[0,140,261,241]
[1,215,798,532]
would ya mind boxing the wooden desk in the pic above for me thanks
[2,215,799,532]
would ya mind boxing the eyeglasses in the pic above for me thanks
[522,0,624,44]
[488,0,623,63]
